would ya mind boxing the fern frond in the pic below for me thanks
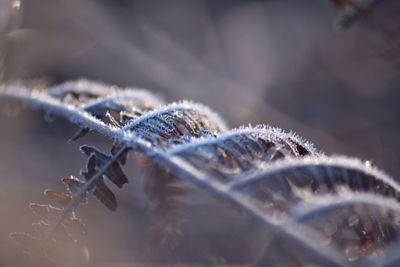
[287,193,400,262]
[231,156,400,203]
[9,144,129,265]
[3,81,397,266]
[168,126,319,182]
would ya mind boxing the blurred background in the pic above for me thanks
[0,0,400,266]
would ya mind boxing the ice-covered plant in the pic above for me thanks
[1,79,400,266]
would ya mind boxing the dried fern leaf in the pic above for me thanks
[287,193,400,263]
[48,79,164,109]
[0,81,374,266]
[231,156,400,217]
[81,159,117,211]
[111,144,129,165]
[53,80,165,141]
[43,190,72,206]
[8,145,129,265]
[81,145,128,188]
[168,126,319,182]
[120,101,228,150]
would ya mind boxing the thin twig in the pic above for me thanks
[47,145,130,240]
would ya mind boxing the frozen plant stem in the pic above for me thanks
[47,145,130,240]
[3,80,400,266]
[0,82,348,265]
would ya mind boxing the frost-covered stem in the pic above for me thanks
[229,156,398,191]
[47,145,129,239]
[0,85,120,139]
[288,194,400,224]
[131,141,347,266]
[0,86,347,266]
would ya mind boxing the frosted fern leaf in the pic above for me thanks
[2,80,400,266]
[232,156,400,217]
[168,126,319,182]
